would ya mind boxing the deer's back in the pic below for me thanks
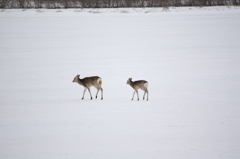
[82,76,100,87]
[132,80,148,89]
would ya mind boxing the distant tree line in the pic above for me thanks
[0,0,239,8]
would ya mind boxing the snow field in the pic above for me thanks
[0,6,240,159]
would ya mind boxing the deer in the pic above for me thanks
[72,75,103,100]
[126,78,149,101]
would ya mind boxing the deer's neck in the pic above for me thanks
[76,78,84,86]
[129,81,134,88]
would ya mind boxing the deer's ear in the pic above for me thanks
[130,78,132,80]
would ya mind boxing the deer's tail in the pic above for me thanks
[97,77,102,85]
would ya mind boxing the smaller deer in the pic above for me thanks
[72,75,103,100]
[126,78,149,101]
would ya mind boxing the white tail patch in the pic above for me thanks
[97,77,102,85]
[144,82,148,89]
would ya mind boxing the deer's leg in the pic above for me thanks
[143,88,148,100]
[143,91,146,100]
[146,90,149,101]
[95,88,99,99]
[95,86,103,100]
[87,87,93,100]
[132,90,136,100]
[100,87,103,100]
[136,90,139,101]
[82,87,87,100]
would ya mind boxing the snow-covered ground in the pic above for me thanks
[0,6,240,159]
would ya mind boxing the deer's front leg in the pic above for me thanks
[136,90,139,101]
[132,90,135,100]
[82,87,87,100]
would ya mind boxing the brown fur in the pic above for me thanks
[72,75,103,100]
[127,78,148,101]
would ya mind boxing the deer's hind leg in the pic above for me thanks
[95,88,99,99]
[94,86,103,100]
[145,89,149,101]
[141,87,148,101]
[100,87,103,100]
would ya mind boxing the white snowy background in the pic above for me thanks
[0,6,240,159]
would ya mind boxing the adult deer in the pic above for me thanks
[72,75,103,100]
[126,78,149,101]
